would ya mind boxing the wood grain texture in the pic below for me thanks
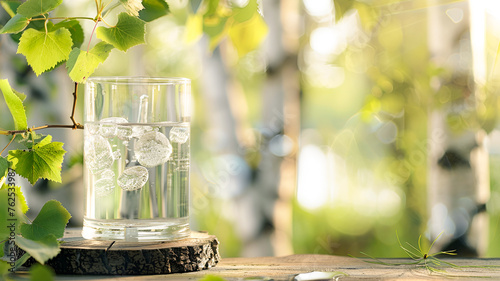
[38,230,220,275]
[12,254,500,280]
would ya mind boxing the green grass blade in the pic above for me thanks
[405,241,423,257]
[426,265,449,274]
[428,231,444,254]
[396,232,420,259]
[429,258,443,267]
[432,258,461,269]
[354,253,423,266]
[418,234,423,254]
[429,250,457,258]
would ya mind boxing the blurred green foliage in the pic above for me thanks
[295,0,500,258]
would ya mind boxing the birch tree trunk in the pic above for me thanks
[263,0,300,257]
[427,0,489,256]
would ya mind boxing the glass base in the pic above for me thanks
[82,217,190,242]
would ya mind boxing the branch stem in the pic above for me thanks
[99,17,114,28]
[0,134,17,156]
[95,0,100,15]
[6,124,83,135]
[102,2,121,19]
[100,0,116,14]
[0,79,84,157]
[87,20,100,52]
[29,16,96,21]
[70,83,82,128]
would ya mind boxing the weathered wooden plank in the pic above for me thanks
[39,254,500,280]
[44,255,500,281]
[12,245,500,280]
[178,255,500,281]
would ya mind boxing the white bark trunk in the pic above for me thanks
[427,0,489,256]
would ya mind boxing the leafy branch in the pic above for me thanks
[0,184,71,274]
[0,0,268,277]
[0,0,269,183]
[0,0,170,276]
[0,0,169,180]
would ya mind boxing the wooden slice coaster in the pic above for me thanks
[45,229,220,275]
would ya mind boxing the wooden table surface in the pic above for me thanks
[9,254,500,280]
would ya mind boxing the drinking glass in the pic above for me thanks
[82,77,191,241]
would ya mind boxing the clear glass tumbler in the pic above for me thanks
[82,77,191,241]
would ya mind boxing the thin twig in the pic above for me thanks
[44,18,49,34]
[0,124,81,160]
[102,2,121,19]
[100,0,116,14]
[5,124,83,135]
[99,17,114,28]
[0,134,17,156]
[87,20,100,52]
[95,0,100,15]
[29,16,96,21]
[70,82,83,129]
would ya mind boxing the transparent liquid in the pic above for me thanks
[82,121,190,241]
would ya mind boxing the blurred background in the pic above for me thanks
[2,0,500,258]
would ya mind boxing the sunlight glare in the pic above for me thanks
[297,145,330,210]
[304,64,345,89]
[377,189,402,218]
[303,0,333,19]
[231,0,250,8]
[310,27,342,55]
[428,203,456,240]
[485,0,500,19]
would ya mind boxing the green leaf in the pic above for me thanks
[203,13,228,50]
[20,200,71,240]
[0,14,29,34]
[0,187,26,240]
[17,28,73,76]
[0,157,8,179]
[14,235,59,265]
[0,79,27,130]
[1,184,28,214]
[119,0,144,16]
[96,12,145,52]
[0,261,10,277]
[0,0,21,17]
[184,13,203,43]
[13,252,31,271]
[12,88,26,102]
[334,0,354,22]
[203,14,227,37]
[232,0,257,23]
[8,17,45,43]
[139,0,169,22]
[205,0,219,16]
[30,264,55,281]
[17,0,63,18]
[66,42,114,83]
[8,135,67,185]
[17,131,43,149]
[53,20,84,48]
[228,13,268,57]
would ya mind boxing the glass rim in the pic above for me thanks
[86,76,191,85]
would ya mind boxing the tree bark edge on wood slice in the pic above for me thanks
[41,231,220,275]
